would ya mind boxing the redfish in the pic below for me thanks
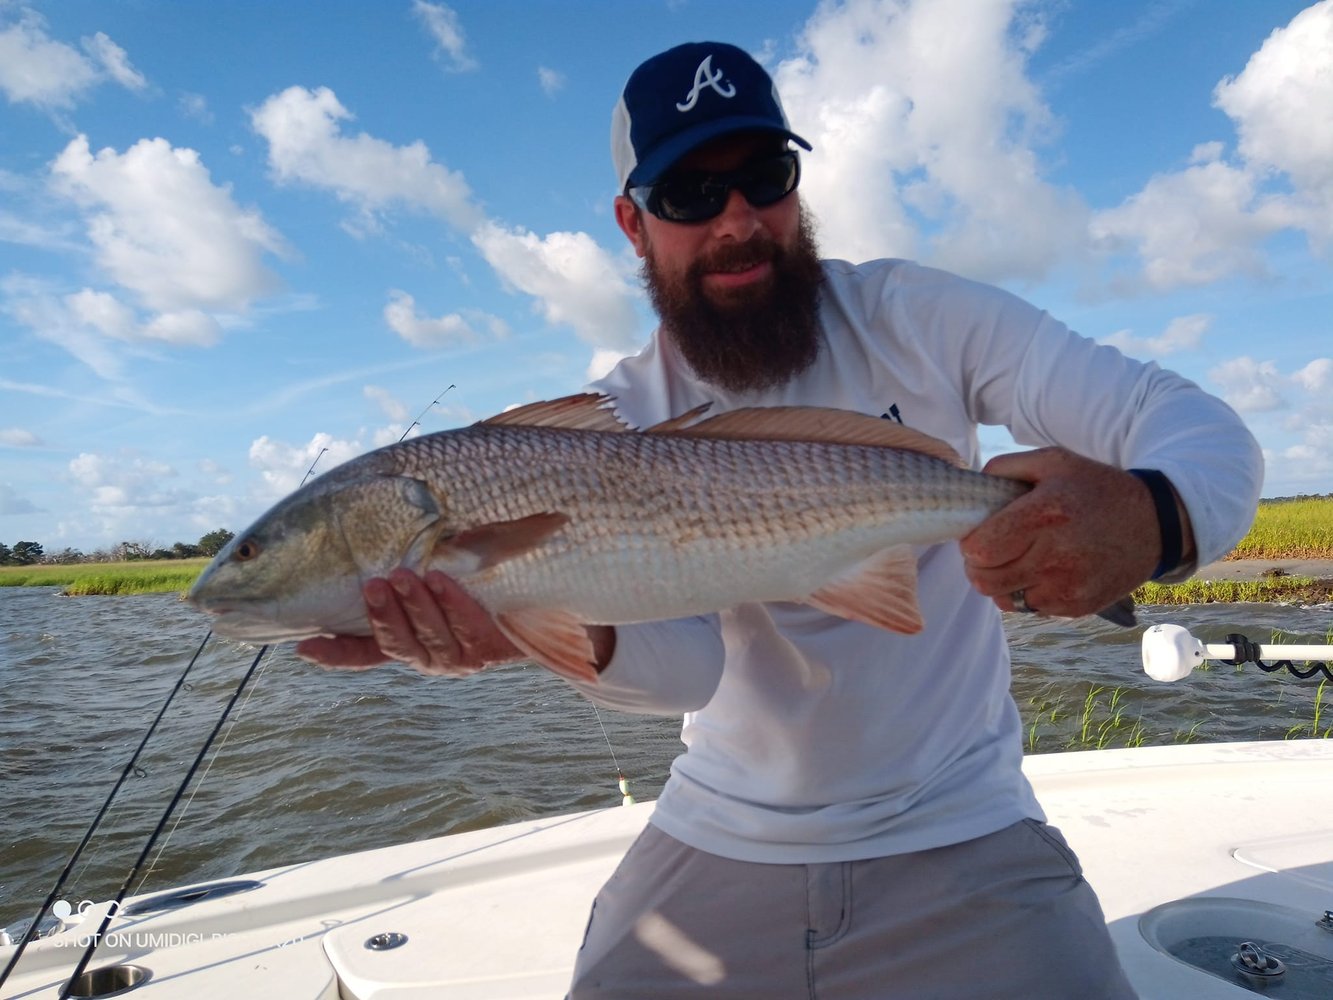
[187,394,1129,680]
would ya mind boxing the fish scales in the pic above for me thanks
[381,423,1023,626]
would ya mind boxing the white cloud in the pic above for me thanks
[587,348,629,384]
[372,424,413,448]
[142,309,221,346]
[1103,313,1210,358]
[197,458,232,486]
[412,1,477,72]
[65,288,138,340]
[50,135,287,314]
[363,384,410,422]
[1089,149,1296,291]
[0,428,42,447]
[249,432,367,499]
[774,0,1084,282]
[1213,0,1333,245]
[1088,2,1332,290]
[4,274,126,378]
[1207,355,1328,415]
[0,8,142,111]
[80,31,146,92]
[763,0,1328,291]
[1293,357,1333,393]
[1209,356,1282,413]
[250,86,483,233]
[471,221,641,351]
[179,91,213,123]
[68,452,190,510]
[538,66,566,97]
[383,289,507,348]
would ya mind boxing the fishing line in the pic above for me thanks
[134,645,277,894]
[589,703,634,806]
[57,641,272,999]
[0,630,215,993]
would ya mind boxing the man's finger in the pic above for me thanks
[424,571,523,665]
[295,635,390,670]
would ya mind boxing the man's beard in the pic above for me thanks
[641,206,824,394]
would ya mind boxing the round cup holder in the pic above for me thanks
[66,963,151,998]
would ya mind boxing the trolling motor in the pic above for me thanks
[1142,623,1333,683]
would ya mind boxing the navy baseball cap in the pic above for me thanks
[611,41,812,193]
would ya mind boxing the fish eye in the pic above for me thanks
[232,538,261,562]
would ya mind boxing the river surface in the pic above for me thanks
[1,586,1329,930]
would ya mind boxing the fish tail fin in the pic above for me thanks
[1094,596,1137,628]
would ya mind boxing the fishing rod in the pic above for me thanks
[1,383,462,991]
[0,631,214,992]
[1142,623,1333,683]
[400,383,455,442]
[301,446,328,485]
[55,642,272,998]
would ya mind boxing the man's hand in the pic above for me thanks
[959,448,1189,618]
[295,569,523,676]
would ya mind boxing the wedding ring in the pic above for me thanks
[1011,589,1035,614]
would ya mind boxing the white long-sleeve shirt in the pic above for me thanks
[577,258,1262,864]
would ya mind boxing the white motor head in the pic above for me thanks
[1141,623,1205,682]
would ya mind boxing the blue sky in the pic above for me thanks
[1,0,1329,555]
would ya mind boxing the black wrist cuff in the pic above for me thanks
[1129,468,1183,580]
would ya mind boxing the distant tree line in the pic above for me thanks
[0,529,234,566]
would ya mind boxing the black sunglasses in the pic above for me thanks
[629,151,801,223]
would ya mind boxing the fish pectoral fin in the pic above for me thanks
[803,545,925,635]
[495,608,599,684]
[431,512,570,572]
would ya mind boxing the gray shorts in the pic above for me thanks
[569,819,1137,999]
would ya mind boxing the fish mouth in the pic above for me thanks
[191,601,367,644]
[199,608,325,644]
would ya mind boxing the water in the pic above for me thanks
[1,586,1329,930]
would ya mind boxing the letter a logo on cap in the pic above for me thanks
[676,55,736,112]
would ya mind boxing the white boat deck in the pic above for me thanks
[6,740,1333,998]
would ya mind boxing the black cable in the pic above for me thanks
[1224,632,1333,682]
[56,641,271,998]
[0,630,214,993]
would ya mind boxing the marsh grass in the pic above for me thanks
[0,558,206,595]
[1285,678,1331,739]
[1025,683,1152,752]
[1134,576,1333,605]
[1229,497,1333,560]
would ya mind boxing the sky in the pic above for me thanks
[1,0,1330,555]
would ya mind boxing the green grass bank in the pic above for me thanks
[0,558,207,595]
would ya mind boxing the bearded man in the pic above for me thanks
[301,41,1262,999]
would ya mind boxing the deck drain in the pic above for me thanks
[365,931,409,951]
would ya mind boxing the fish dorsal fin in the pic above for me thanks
[481,393,629,432]
[658,406,966,468]
[644,401,713,434]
